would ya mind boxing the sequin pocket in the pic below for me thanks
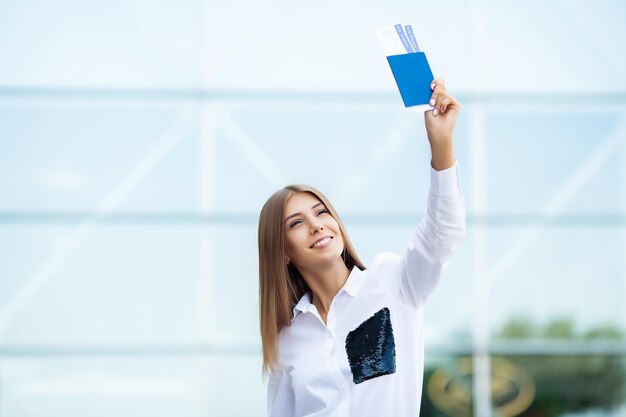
[345,307,396,384]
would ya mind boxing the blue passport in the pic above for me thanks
[386,52,434,108]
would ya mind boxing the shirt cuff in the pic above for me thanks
[429,157,461,197]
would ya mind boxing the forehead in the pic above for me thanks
[284,192,323,214]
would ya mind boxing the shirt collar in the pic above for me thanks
[291,265,365,323]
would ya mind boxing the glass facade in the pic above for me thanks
[1,1,625,416]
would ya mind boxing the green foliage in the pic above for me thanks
[421,355,626,417]
[422,317,626,417]
[497,316,536,339]
[493,316,624,341]
[544,319,575,339]
[583,325,624,340]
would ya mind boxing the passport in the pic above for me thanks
[376,24,435,111]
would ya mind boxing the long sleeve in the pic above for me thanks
[398,157,466,309]
[267,366,295,417]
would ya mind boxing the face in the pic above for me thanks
[283,192,345,271]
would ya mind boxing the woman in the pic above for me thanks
[258,78,466,417]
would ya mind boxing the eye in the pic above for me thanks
[289,209,329,229]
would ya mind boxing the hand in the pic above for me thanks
[424,78,461,146]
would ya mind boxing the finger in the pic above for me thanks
[439,96,452,113]
[443,96,461,114]
[431,77,445,87]
[431,78,446,91]
[429,90,439,107]
[429,79,447,107]
[435,92,450,113]
[429,79,437,106]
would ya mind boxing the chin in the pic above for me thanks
[308,254,342,268]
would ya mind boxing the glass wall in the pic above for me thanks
[1,1,625,416]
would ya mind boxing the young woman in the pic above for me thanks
[258,78,466,417]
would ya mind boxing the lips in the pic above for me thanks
[310,235,333,248]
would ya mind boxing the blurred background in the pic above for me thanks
[1,0,625,416]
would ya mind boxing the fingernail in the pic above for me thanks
[433,108,438,116]
[431,83,435,89]
[429,98,435,106]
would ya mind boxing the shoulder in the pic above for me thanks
[273,325,291,370]
[371,251,403,271]
[277,323,291,347]
[368,252,404,294]
[276,319,299,358]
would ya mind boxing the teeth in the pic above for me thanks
[312,237,331,248]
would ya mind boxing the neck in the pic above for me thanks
[301,259,351,316]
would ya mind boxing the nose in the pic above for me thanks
[310,218,324,232]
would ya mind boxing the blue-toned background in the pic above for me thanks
[1,1,625,416]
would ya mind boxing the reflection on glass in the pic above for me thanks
[422,318,626,417]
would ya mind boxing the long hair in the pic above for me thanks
[258,184,366,380]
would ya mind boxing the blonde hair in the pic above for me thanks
[258,184,366,380]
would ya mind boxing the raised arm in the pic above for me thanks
[397,78,466,309]
[425,78,460,171]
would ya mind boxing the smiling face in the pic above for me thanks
[283,192,345,272]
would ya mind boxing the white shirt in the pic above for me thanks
[267,158,466,417]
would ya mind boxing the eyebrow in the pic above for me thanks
[284,202,325,224]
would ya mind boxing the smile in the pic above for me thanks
[311,237,333,249]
